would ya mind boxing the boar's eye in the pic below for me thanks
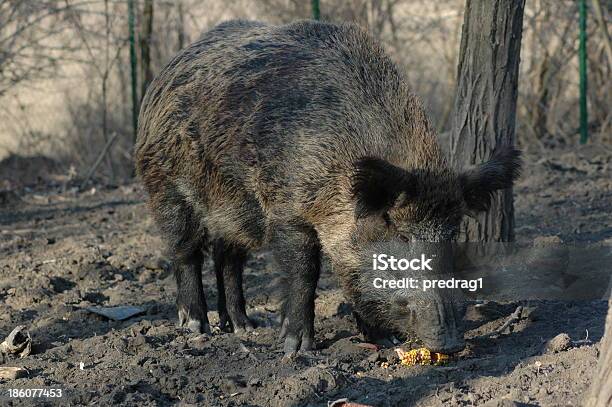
[394,296,409,307]
[399,234,411,243]
[382,212,392,227]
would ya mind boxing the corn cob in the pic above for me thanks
[395,347,449,366]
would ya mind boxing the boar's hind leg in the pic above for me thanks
[213,239,254,333]
[152,189,210,334]
[175,250,210,334]
[272,223,321,354]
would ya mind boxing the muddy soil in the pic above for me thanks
[0,144,610,406]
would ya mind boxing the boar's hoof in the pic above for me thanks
[283,335,301,354]
[219,312,232,332]
[220,312,255,333]
[283,334,314,354]
[232,317,255,334]
[298,335,314,351]
[278,316,315,353]
[279,316,289,339]
[178,308,211,334]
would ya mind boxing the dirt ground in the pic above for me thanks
[0,143,610,406]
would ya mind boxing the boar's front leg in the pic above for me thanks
[272,222,321,355]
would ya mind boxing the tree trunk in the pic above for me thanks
[584,295,612,407]
[450,0,526,243]
[140,0,154,101]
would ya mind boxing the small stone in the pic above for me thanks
[481,399,520,407]
[367,351,380,362]
[143,258,168,271]
[546,333,572,353]
[187,334,208,350]
[324,332,335,340]
[132,334,147,347]
[533,235,563,247]
[138,269,154,283]
[139,319,152,330]
[464,304,487,321]
[247,377,262,387]
[520,306,538,321]
[0,367,27,380]
[221,377,245,394]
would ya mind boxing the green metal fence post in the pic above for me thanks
[311,0,320,20]
[128,0,138,143]
[579,0,588,144]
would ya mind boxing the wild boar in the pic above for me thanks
[135,19,521,355]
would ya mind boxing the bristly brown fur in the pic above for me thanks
[135,19,521,350]
[135,19,453,255]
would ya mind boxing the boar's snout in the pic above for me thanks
[424,335,465,354]
[411,297,466,354]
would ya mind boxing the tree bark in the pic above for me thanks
[140,0,154,101]
[584,295,612,407]
[450,0,526,243]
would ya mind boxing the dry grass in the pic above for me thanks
[0,0,609,181]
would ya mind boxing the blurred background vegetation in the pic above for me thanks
[0,0,610,184]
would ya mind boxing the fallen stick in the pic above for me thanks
[328,398,373,407]
[80,132,119,190]
[476,306,523,339]
[572,329,592,346]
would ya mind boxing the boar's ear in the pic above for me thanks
[352,157,409,219]
[459,147,522,213]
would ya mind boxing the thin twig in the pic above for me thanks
[476,306,524,339]
[80,132,118,189]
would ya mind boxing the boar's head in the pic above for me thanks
[346,147,521,353]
